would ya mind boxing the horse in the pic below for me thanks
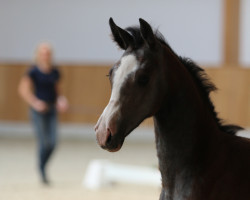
[94,18,250,200]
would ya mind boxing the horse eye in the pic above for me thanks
[137,75,149,86]
[106,68,113,78]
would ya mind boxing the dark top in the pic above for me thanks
[28,65,60,103]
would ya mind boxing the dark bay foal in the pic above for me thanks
[95,18,250,200]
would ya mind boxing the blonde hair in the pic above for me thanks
[34,42,53,64]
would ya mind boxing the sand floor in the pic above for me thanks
[0,136,160,200]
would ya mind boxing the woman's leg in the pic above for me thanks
[30,109,49,183]
[44,106,57,168]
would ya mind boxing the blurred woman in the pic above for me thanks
[18,42,68,184]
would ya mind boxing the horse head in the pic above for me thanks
[95,18,167,152]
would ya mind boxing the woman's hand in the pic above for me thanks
[32,99,48,113]
[56,96,68,113]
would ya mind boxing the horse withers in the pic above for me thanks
[94,18,250,200]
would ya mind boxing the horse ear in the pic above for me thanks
[139,18,156,49]
[109,18,134,50]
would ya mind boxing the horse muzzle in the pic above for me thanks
[95,123,124,152]
[95,102,124,152]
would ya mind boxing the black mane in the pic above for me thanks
[179,57,243,135]
[126,26,243,135]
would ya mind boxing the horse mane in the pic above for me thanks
[178,57,243,135]
[126,26,243,135]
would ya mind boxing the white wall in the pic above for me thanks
[0,0,223,65]
[240,0,250,67]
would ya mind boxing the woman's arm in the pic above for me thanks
[55,82,68,113]
[18,75,48,112]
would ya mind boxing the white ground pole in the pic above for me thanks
[237,129,250,138]
[83,159,161,190]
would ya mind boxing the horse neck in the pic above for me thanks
[153,47,220,197]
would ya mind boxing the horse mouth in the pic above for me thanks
[100,133,125,152]
[104,144,122,152]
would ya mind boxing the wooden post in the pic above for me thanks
[223,0,241,66]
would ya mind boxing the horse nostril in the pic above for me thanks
[106,129,112,144]
[107,134,112,144]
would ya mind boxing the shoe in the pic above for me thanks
[40,167,50,185]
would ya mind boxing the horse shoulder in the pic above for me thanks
[209,134,250,199]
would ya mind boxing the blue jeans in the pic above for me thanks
[30,106,57,181]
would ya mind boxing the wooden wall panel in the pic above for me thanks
[206,68,250,127]
[0,64,249,127]
[59,65,111,123]
[247,71,250,125]
[223,0,241,65]
[0,64,28,121]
